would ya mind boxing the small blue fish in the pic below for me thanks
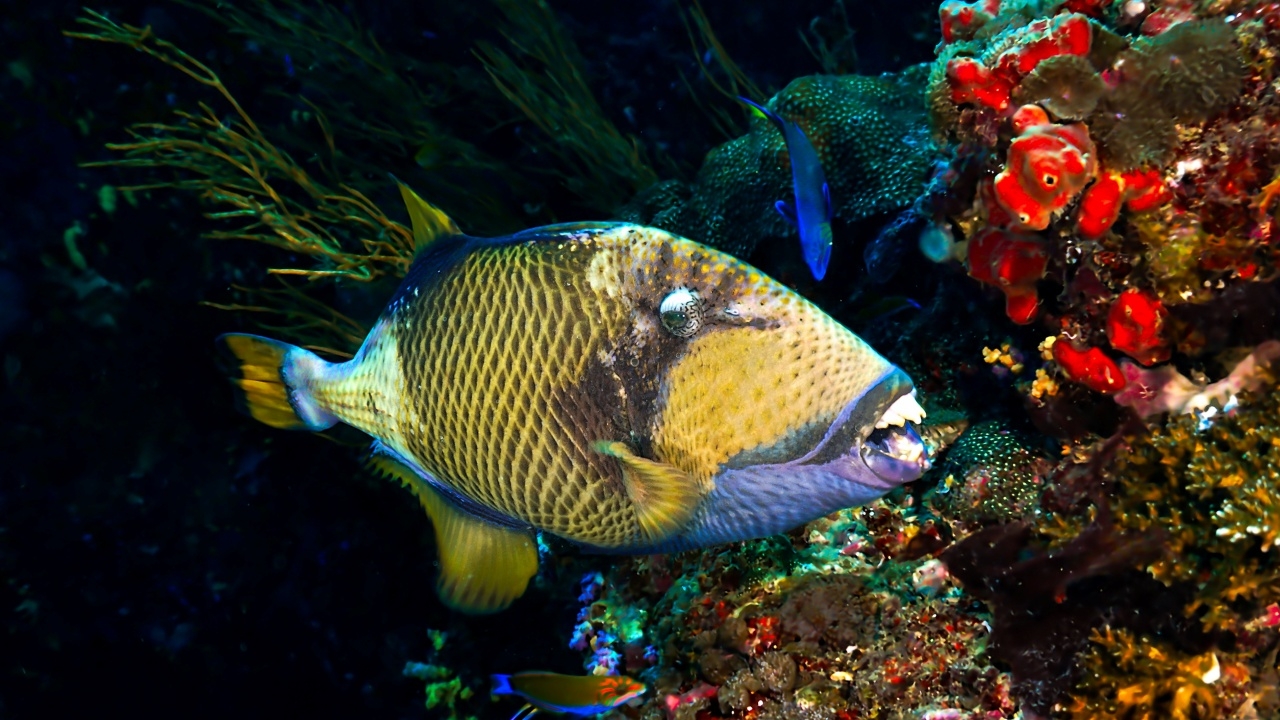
[492,671,646,719]
[738,96,834,281]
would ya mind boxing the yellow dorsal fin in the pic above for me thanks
[592,441,701,544]
[396,180,461,254]
[368,453,537,614]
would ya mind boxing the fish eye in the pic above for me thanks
[1042,173,1057,187]
[659,288,702,338]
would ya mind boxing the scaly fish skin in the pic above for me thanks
[219,196,928,612]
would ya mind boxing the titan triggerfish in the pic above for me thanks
[217,182,930,613]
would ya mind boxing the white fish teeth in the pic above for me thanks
[876,393,927,429]
[874,410,905,429]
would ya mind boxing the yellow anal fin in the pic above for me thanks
[395,180,460,254]
[592,441,700,545]
[368,453,537,614]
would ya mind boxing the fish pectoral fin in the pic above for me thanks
[774,200,797,226]
[368,453,537,614]
[822,182,833,221]
[394,178,461,254]
[592,441,699,544]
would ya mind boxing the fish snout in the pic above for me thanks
[861,421,931,484]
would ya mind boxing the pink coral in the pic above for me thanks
[1115,341,1280,417]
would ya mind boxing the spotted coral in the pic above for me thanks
[618,69,937,259]
[929,420,1050,524]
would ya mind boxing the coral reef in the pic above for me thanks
[565,501,1019,720]
[579,7,1280,715]
[927,420,1051,526]
[918,0,1272,409]
[51,0,1280,718]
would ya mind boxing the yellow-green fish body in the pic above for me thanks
[219,184,930,613]
[492,671,645,718]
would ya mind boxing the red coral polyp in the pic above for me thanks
[967,227,1050,324]
[940,0,1001,43]
[1074,169,1169,238]
[1106,288,1171,366]
[1058,0,1112,17]
[1140,0,1198,36]
[1052,339,1127,393]
[1011,16,1092,75]
[1076,171,1125,239]
[1120,169,1170,212]
[945,13,1093,113]
[994,107,1097,229]
[947,58,1016,112]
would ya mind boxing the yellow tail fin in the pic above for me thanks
[216,333,335,431]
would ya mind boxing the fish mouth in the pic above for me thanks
[799,376,932,488]
[861,408,931,484]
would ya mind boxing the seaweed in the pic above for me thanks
[175,0,539,234]
[675,0,768,141]
[65,10,414,353]
[475,0,659,212]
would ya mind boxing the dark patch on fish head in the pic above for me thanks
[601,229,909,487]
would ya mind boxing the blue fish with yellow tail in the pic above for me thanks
[216,181,930,615]
[738,95,835,281]
[492,672,645,719]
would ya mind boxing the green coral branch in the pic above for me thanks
[674,0,768,141]
[65,9,418,351]
[173,0,537,233]
[475,0,658,211]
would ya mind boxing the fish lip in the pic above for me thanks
[790,368,930,486]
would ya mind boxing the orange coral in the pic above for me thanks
[945,14,1093,113]
[1076,171,1125,240]
[947,58,1017,112]
[1075,168,1170,239]
[940,0,1001,44]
